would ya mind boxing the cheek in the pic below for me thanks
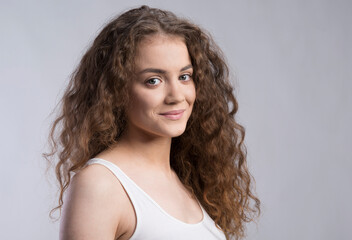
[130,88,163,113]
[185,83,196,104]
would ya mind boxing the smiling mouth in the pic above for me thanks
[159,109,185,120]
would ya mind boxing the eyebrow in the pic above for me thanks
[138,64,193,75]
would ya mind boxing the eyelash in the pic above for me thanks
[179,74,192,81]
[146,78,161,86]
[145,74,192,86]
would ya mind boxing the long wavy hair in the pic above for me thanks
[44,5,260,240]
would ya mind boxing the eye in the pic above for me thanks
[179,74,192,81]
[146,78,162,86]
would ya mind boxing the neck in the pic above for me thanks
[114,126,173,175]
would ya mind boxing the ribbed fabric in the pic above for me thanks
[85,158,226,240]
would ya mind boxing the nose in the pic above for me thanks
[164,78,185,104]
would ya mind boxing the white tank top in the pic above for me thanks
[85,158,226,240]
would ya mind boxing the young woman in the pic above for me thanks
[44,5,260,240]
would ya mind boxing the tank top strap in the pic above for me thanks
[84,158,149,224]
[84,157,226,240]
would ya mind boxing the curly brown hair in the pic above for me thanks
[44,5,260,240]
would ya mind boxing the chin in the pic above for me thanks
[161,125,187,138]
[170,130,186,138]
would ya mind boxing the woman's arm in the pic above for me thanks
[59,164,125,240]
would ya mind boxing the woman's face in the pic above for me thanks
[125,34,196,138]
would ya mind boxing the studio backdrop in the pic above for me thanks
[0,1,351,239]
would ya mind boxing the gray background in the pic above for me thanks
[1,0,351,239]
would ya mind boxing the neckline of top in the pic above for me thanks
[89,157,206,226]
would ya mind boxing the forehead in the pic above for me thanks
[134,34,191,70]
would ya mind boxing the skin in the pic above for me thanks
[60,34,202,240]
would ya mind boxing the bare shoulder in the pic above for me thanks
[59,163,132,240]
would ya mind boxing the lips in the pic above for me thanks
[159,109,185,120]
[160,109,185,115]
